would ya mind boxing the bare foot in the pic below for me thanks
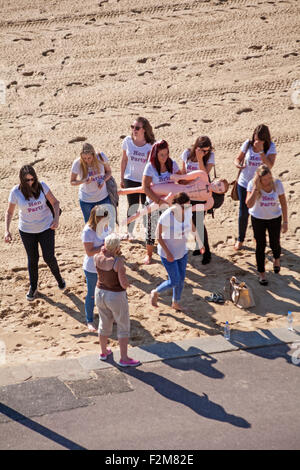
[87,323,97,332]
[234,241,243,251]
[150,290,158,307]
[143,255,152,265]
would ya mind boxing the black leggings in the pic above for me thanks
[19,228,63,291]
[124,179,146,234]
[191,200,210,254]
[251,215,282,273]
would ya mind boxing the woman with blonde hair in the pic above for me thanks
[246,164,288,285]
[70,142,113,223]
[94,233,140,367]
[120,116,155,238]
[81,205,111,331]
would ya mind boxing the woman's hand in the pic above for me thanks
[281,221,288,233]
[166,251,174,262]
[4,231,12,243]
[50,219,59,230]
[196,147,206,159]
[120,178,125,189]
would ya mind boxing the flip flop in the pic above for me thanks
[205,292,225,304]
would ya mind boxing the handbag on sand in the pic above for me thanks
[228,276,255,309]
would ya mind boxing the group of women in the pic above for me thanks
[4,118,288,366]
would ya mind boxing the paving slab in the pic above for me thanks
[65,368,134,399]
[0,377,91,424]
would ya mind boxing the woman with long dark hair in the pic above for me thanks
[5,165,65,301]
[120,116,155,238]
[142,139,181,264]
[234,124,277,251]
[180,135,215,264]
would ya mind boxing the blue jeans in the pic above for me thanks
[79,195,113,224]
[84,270,98,323]
[157,253,188,302]
[237,184,249,243]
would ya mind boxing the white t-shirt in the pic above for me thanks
[122,136,152,182]
[180,149,215,173]
[247,178,284,220]
[143,160,180,203]
[9,182,53,233]
[71,152,109,203]
[157,206,192,260]
[238,140,277,189]
[81,224,111,273]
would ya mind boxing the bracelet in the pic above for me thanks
[283,222,288,224]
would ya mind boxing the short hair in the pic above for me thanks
[104,232,120,253]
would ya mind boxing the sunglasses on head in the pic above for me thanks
[131,125,142,131]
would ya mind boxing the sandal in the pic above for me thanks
[205,292,225,304]
[150,290,158,307]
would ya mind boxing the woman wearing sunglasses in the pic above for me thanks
[120,117,155,238]
[4,165,65,301]
[180,135,215,264]
[81,205,111,332]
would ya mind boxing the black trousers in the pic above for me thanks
[19,228,63,291]
[191,200,210,254]
[124,178,146,234]
[251,215,282,273]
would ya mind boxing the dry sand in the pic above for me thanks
[0,0,299,366]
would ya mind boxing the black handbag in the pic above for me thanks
[40,185,62,218]
[207,167,224,216]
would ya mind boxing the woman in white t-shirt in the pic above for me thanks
[81,205,111,331]
[234,124,277,251]
[70,142,113,224]
[246,165,288,286]
[120,117,155,237]
[4,165,65,301]
[142,139,181,264]
[181,135,215,264]
[150,192,204,311]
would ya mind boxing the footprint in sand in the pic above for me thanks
[69,136,87,144]
[236,108,253,115]
[42,49,55,57]
[279,170,289,177]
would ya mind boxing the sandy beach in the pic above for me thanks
[0,0,299,366]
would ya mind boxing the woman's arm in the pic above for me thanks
[83,241,103,257]
[259,152,276,170]
[44,188,60,229]
[4,202,16,243]
[181,161,187,175]
[115,257,130,289]
[120,150,128,189]
[279,193,288,233]
[156,222,174,262]
[234,151,246,169]
[142,174,165,206]
[246,189,259,208]
[70,172,90,186]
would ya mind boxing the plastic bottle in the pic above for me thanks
[287,311,293,331]
[224,321,230,340]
